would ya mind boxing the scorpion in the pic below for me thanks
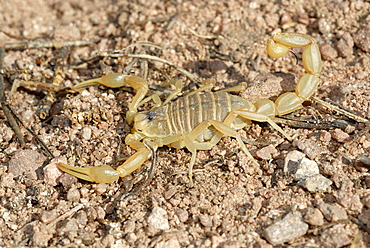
[57,33,321,184]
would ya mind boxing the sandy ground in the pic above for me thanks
[1,0,370,247]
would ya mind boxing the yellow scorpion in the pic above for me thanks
[58,33,321,184]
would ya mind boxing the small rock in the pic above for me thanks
[148,206,169,230]
[284,150,306,174]
[256,145,279,160]
[303,208,324,226]
[95,206,106,220]
[331,173,354,191]
[318,203,348,222]
[354,27,370,53]
[284,152,319,181]
[58,173,78,188]
[8,149,47,180]
[123,220,136,234]
[334,191,363,214]
[336,32,354,57]
[318,18,331,34]
[211,236,225,248]
[263,212,308,245]
[320,43,338,61]
[67,187,81,202]
[298,174,332,192]
[86,206,98,222]
[40,209,58,224]
[363,194,370,209]
[358,209,370,228]
[0,123,14,142]
[58,218,79,233]
[31,225,53,247]
[176,209,189,222]
[293,139,325,159]
[125,232,137,244]
[331,129,350,142]
[155,238,181,248]
[241,73,284,103]
[320,224,351,248]
[199,215,213,227]
[75,210,88,227]
[101,234,115,248]
[164,186,177,200]
[43,157,65,186]
[93,183,108,195]
[81,127,92,140]
[81,232,95,246]
[0,171,15,188]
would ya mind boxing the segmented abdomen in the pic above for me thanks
[163,91,251,135]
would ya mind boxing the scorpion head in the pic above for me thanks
[133,110,169,137]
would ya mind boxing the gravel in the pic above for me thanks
[1,0,370,247]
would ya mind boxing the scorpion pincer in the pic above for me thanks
[57,33,321,184]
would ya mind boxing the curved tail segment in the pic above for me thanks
[266,33,322,116]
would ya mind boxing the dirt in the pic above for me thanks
[0,0,370,247]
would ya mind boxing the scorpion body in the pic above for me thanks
[137,91,253,141]
[58,33,322,185]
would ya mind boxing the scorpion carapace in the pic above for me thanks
[58,33,322,184]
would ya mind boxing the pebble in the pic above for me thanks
[147,206,170,230]
[331,173,354,191]
[164,186,177,200]
[58,218,79,233]
[354,27,370,53]
[320,43,338,61]
[155,238,181,248]
[211,236,225,247]
[96,206,106,220]
[362,194,370,209]
[123,220,136,234]
[101,234,115,248]
[67,187,81,202]
[199,214,213,227]
[263,212,308,245]
[334,191,363,214]
[8,149,47,180]
[31,225,53,247]
[93,183,108,195]
[256,145,279,160]
[86,206,98,222]
[318,18,331,34]
[284,151,319,180]
[320,224,351,248]
[336,32,354,57]
[40,209,58,224]
[125,232,137,244]
[293,139,324,159]
[318,203,348,222]
[0,123,14,142]
[358,209,370,228]
[43,157,64,186]
[176,209,189,222]
[298,174,332,192]
[303,208,324,226]
[75,210,88,227]
[81,126,92,140]
[331,129,350,142]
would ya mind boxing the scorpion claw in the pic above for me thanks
[57,163,120,183]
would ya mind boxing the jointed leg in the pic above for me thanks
[72,74,149,124]
[57,134,154,183]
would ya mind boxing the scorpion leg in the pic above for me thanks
[73,73,149,124]
[57,133,154,183]
[171,119,257,185]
